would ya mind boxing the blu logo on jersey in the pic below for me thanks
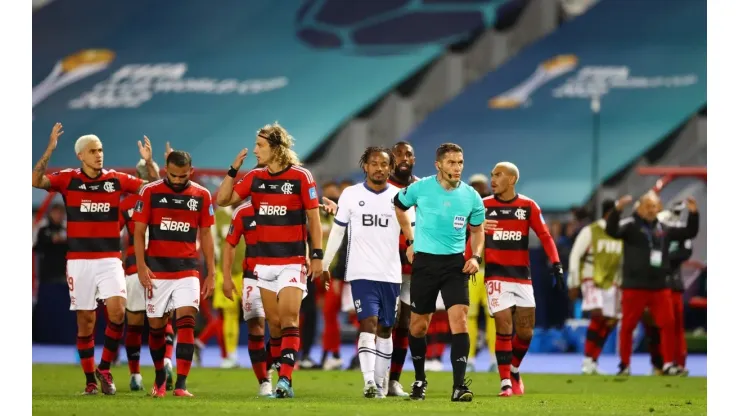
[362,214,389,228]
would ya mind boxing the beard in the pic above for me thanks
[369,176,387,186]
[393,162,414,181]
[166,178,189,191]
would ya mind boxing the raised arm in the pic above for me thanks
[32,123,63,190]
[216,149,249,206]
[606,195,634,240]
[667,197,700,241]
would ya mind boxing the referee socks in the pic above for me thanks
[450,333,470,387]
[409,334,427,382]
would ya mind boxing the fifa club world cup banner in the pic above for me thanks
[405,0,707,211]
[32,0,506,169]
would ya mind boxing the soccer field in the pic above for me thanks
[32,365,706,416]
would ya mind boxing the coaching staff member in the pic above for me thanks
[606,192,698,376]
[394,143,485,402]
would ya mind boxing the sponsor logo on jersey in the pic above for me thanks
[160,217,191,232]
[259,204,287,216]
[80,200,110,213]
[492,230,523,241]
[453,215,466,230]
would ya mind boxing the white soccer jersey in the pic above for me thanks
[334,183,414,283]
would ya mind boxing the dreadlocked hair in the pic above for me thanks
[257,122,301,167]
[359,146,395,175]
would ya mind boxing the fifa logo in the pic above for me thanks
[33,49,116,108]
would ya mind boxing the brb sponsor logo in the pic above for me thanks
[160,217,191,232]
[259,204,287,216]
[492,230,523,241]
[80,200,110,212]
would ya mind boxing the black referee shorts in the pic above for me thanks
[409,252,469,315]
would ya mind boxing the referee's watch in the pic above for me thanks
[472,255,483,265]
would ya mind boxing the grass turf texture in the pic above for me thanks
[33,364,706,415]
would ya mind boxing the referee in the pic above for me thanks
[393,143,485,402]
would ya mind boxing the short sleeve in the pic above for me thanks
[234,170,255,200]
[300,171,320,210]
[118,172,144,194]
[395,180,420,210]
[200,190,215,228]
[132,186,151,224]
[334,190,351,227]
[46,170,71,193]
[225,209,244,247]
[469,191,485,227]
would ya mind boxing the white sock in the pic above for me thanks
[164,357,172,368]
[511,365,519,374]
[374,335,393,386]
[358,332,376,384]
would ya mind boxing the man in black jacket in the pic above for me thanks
[606,192,699,376]
[33,203,68,283]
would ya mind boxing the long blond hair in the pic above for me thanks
[257,122,301,167]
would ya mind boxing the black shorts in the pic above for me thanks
[410,252,469,315]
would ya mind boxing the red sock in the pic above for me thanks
[99,321,124,371]
[278,327,301,381]
[511,335,531,369]
[248,334,268,382]
[390,327,409,382]
[269,337,282,367]
[125,325,144,375]
[496,333,513,381]
[77,334,96,384]
[164,322,175,360]
[175,316,196,390]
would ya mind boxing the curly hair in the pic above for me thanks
[257,122,301,167]
[359,146,395,176]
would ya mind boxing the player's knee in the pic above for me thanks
[359,318,377,334]
[76,311,96,335]
[279,315,299,329]
[127,311,145,326]
[409,318,429,338]
[247,318,265,335]
[516,327,534,342]
[377,326,392,338]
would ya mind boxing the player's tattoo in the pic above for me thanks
[32,152,52,190]
[514,311,535,329]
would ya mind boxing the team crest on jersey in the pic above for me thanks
[187,198,199,211]
[281,182,294,195]
[453,215,466,230]
[514,208,527,220]
[103,181,115,193]
[134,200,144,213]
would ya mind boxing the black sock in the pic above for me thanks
[409,334,427,382]
[175,375,187,390]
[450,333,470,387]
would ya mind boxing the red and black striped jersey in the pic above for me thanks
[225,201,257,279]
[233,165,319,266]
[387,175,418,275]
[119,194,139,275]
[482,194,559,283]
[133,179,214,279]
[45,168,143,260]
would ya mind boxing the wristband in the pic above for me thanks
[406,239,414,246]
[472,255,482,264]
[227,166,238,178]
[311,249,324,260]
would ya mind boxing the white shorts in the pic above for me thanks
[581,280,621,318]
[146,277,200,318]
[242,279,265,321]
[341,281,354,313]
[485,279,536,315]
[125,274,147,313]
[66,258,126,311]
[254,264,308,298]
[400,274,411,306]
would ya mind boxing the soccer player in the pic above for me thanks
[215,122,323,399]
[321,147,409,398]
[482,162,564,397]
[394,143,485,402]
[120,158,177,391]
[221,199,273,396]
[31,123,159,395]
[133,150,216,397]
[568,199,624,375]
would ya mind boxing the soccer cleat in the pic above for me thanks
[173,388,194,397]
[151,381,166,398]
[322,356,343,371]
[193,341,204,367]
[375,383,386,399]
[662,364,680,376]
[451,378,474,402]
[298,358,321,369]
[220,357,240,369]
[409,380,427,401]
[499,379,513,397]
[259,381,273,397]
[511,372,525,395]
[129,373,143,391]
[164,359,174,391]
[617,363,631,376]
[95,368,117,395]
[387,380,409,397]
[677,366,690,377]
[363,380,378,398]
[275,377,294,399]
[81,383,98,395]
[581,357,605,375]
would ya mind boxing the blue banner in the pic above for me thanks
[32,0,503,169]
[405,0,706,211]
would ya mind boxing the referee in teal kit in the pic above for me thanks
[393,143,485,402]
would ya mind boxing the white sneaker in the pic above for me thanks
[363,380,378,398]
[129,373,143,391]
[425,359,443,372]
[375,383,386,399]
[220,357,240,369]
[258,381,272,397]
[387,380,409,397]
[582,357,604,375]
[323,356,343,371]
[466,357,476,373]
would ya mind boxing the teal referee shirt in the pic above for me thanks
[395,175,485,255]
